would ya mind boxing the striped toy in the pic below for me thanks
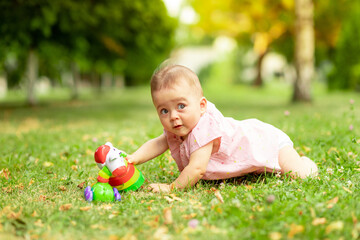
[94,142,145,191]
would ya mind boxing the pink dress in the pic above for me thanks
[164,101,293,180]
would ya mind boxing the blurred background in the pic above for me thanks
[0,0,359,105]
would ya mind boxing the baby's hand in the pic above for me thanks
[126,155,137,165]
[148,183,171,193]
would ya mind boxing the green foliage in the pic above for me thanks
[327,1,360,90]
[0,0,176,86]
[0,84,360,239]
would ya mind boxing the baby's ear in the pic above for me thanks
[200,97,207,115]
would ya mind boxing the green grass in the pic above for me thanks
[0,83,360,240]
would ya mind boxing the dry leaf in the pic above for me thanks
[302,146,311,153]
[38,195,47,201]
[269,232,282,240]
[119,233,137,240]
[29,178,35,186]
[327,197,339,209]
[312,218,327,226]
[326,221,344,234]
[71,165,78,171]
[153,226,169,240]
[43,162,54,167]
[80,206,92,211]
[288,224,304,238]
[90,224,107,230]
[77,182,86,189]
[182,213,197,220]
[342,186,352,194]
[163,207,173,225]
[164,196,174,203]
[31,211,38,217]
[59,186,67,191]
[34,219,44,227]
[169,194,183,202]
[100,204,112,210]
[59,204,72,211]
[0,168,10,180]
[214,190,224,203]
[5,207,22,219]
[164,194,183,203]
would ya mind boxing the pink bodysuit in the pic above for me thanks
[164,101,293,180]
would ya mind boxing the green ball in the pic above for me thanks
[92,182,115,202]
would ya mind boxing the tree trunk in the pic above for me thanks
[71,62,80,100]
[253,51,267,87]
[26,49,38,106]
[293,0,314,102]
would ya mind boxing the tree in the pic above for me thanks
[189,0,293,87]
[0,0,176,104]
[327,1,360,90]
[292,0,314,102]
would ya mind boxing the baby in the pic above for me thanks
[127,64,318,192]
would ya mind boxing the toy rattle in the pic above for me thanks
[84,142,145,202]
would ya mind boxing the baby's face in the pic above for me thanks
[152,81,206,139]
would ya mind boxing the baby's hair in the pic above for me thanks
[150,62,203,97]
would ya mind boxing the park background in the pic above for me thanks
[1,0,360,239]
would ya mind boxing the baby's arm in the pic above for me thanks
[149,141,213,192]
[127,134,168,165]
[278,146,318,178]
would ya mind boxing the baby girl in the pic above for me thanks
[127,64,318,192]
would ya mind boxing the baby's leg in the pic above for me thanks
[278,146,318,178]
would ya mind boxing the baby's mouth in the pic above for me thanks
[174,125,182,129]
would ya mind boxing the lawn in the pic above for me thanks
[0,83,360,240]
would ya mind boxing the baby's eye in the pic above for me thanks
[178,104,185,110]
[160,109,168,114]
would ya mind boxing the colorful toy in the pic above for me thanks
[84,142,145,202]
[84,183,121,202]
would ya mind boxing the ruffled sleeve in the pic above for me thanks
[186,111,223,155]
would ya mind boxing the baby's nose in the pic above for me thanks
[170,110,179,120]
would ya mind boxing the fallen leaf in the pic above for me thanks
[31,211,38,217]
[38,195,47,201]
[214,190,224,203]
[29,179,35,186]
[312,218,327,226]
[71,165,78,171]
[164,196,174,203]
[100,204,112,210]
[43,162,54,167]
[288,224,304,238]
[164,194,183,203]
[163,207,173,225]
[34,219,44,227]
[77,182,86,189]
[302,146,311,153]
[327,197,339,209]
[80,206,92,211]
[342,186,353,194]
[182,213,197,220]
[58,186,67,191]
[269,232,282,240]
[153,226,169,240]
[0,168,10,180]
[3,206,22,220]
[326,221,344,234]
[169,194,183,202]
[59,204,72,211]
